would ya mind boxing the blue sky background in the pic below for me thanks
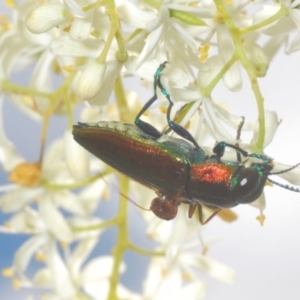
[2,2,300,300]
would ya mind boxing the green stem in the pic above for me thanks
[127,242,164,256]
[98,0,127,63]
[114,76,131,122]
[214,0,266,152]
[73,217,119,232]
[64,90,75,129]
[201,53,237,97]
[143,0,160,10]
[239,5,289,35]
[108,175,129,300]
[1,80,51,98]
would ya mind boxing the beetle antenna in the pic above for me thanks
[119,190,151,211]
[269,161,300,175]
[101,176,150,211]
[268,178,300,193]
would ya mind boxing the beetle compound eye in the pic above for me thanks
[232,168,260,203]
[150,197,179,221]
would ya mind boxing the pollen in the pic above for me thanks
[214,7,224,24]
[2,268,14,277]
[183,270,193,281]
[256,213,266,226]
[0,15,11,31]
[35,251,47,262]
[102,188,110,200]
[201,244,209,256]
[199,43,210,62]
[184,120,191,130]
[63,65,75,72]
[159,106,168,114]
[5,0,14,8]
[60,241,69,248]
[4,222,11,229]
[13,277,21,290]
[9,162,41,187]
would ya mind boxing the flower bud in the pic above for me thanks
[244,41,269,77]
[64,130,90,180]
[26,4,68,34]
[76,61,106,100]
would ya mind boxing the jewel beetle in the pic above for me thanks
[72,62,300,223]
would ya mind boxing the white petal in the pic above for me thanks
[251,110,280,147]
[63,0,86,17]
[53,190,87,216]
[0,98,23,171]
[87,60,123,107]
[7,208,44,233]
[70,12,93,40]
[128,59,161,81]
[39,194,73,242]
[79,178,106,214]
[144,260,182,299]
[76,61,106,100]
[68,216,104,239]
[33,268,52,287]
[116,0,156,29]
[286,33,300,53]
[215,104,253,131]
[68,237,99,278]
[83,280,110,300]
[30,49,55,93]
[42,139,64,166]
[14,234,49,274]
[65,130,90,179]
[253,5,283,34]
[162,63,191,88]
[0,187,42,213]
[273,162,300,185]
[217,26,242,91]
[80,256,125,297]
[134,25,165,70]
[244,41,269,77]
[184,254,236,284]
[178,281,206,299]
[197,55,223,89]
[168,18,199,51]
[45,241,77,298]
[26,4,67,34]
[223,62,242,92]
[80,256,116,282]
[202,98,235,142]
[50,34,103,57]
[250,192,266,210]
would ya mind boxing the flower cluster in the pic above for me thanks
[0,0,300,299]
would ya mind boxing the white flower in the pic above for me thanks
[75,61,106,100]
[26,3,69,34]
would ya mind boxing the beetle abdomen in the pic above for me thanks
[73,121,193,196]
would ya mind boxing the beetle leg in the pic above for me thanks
[135,94,162,138]
[135,62,169,138]
[188,204,197,218]
[150,195,180,221]
[150,187,184,221]
[197,205,222,225]
[156,75,200,149]
[235,116,245,162]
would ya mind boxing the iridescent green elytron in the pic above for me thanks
[73,62,300,224]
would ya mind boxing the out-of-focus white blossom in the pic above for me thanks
[1,0,300,298]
